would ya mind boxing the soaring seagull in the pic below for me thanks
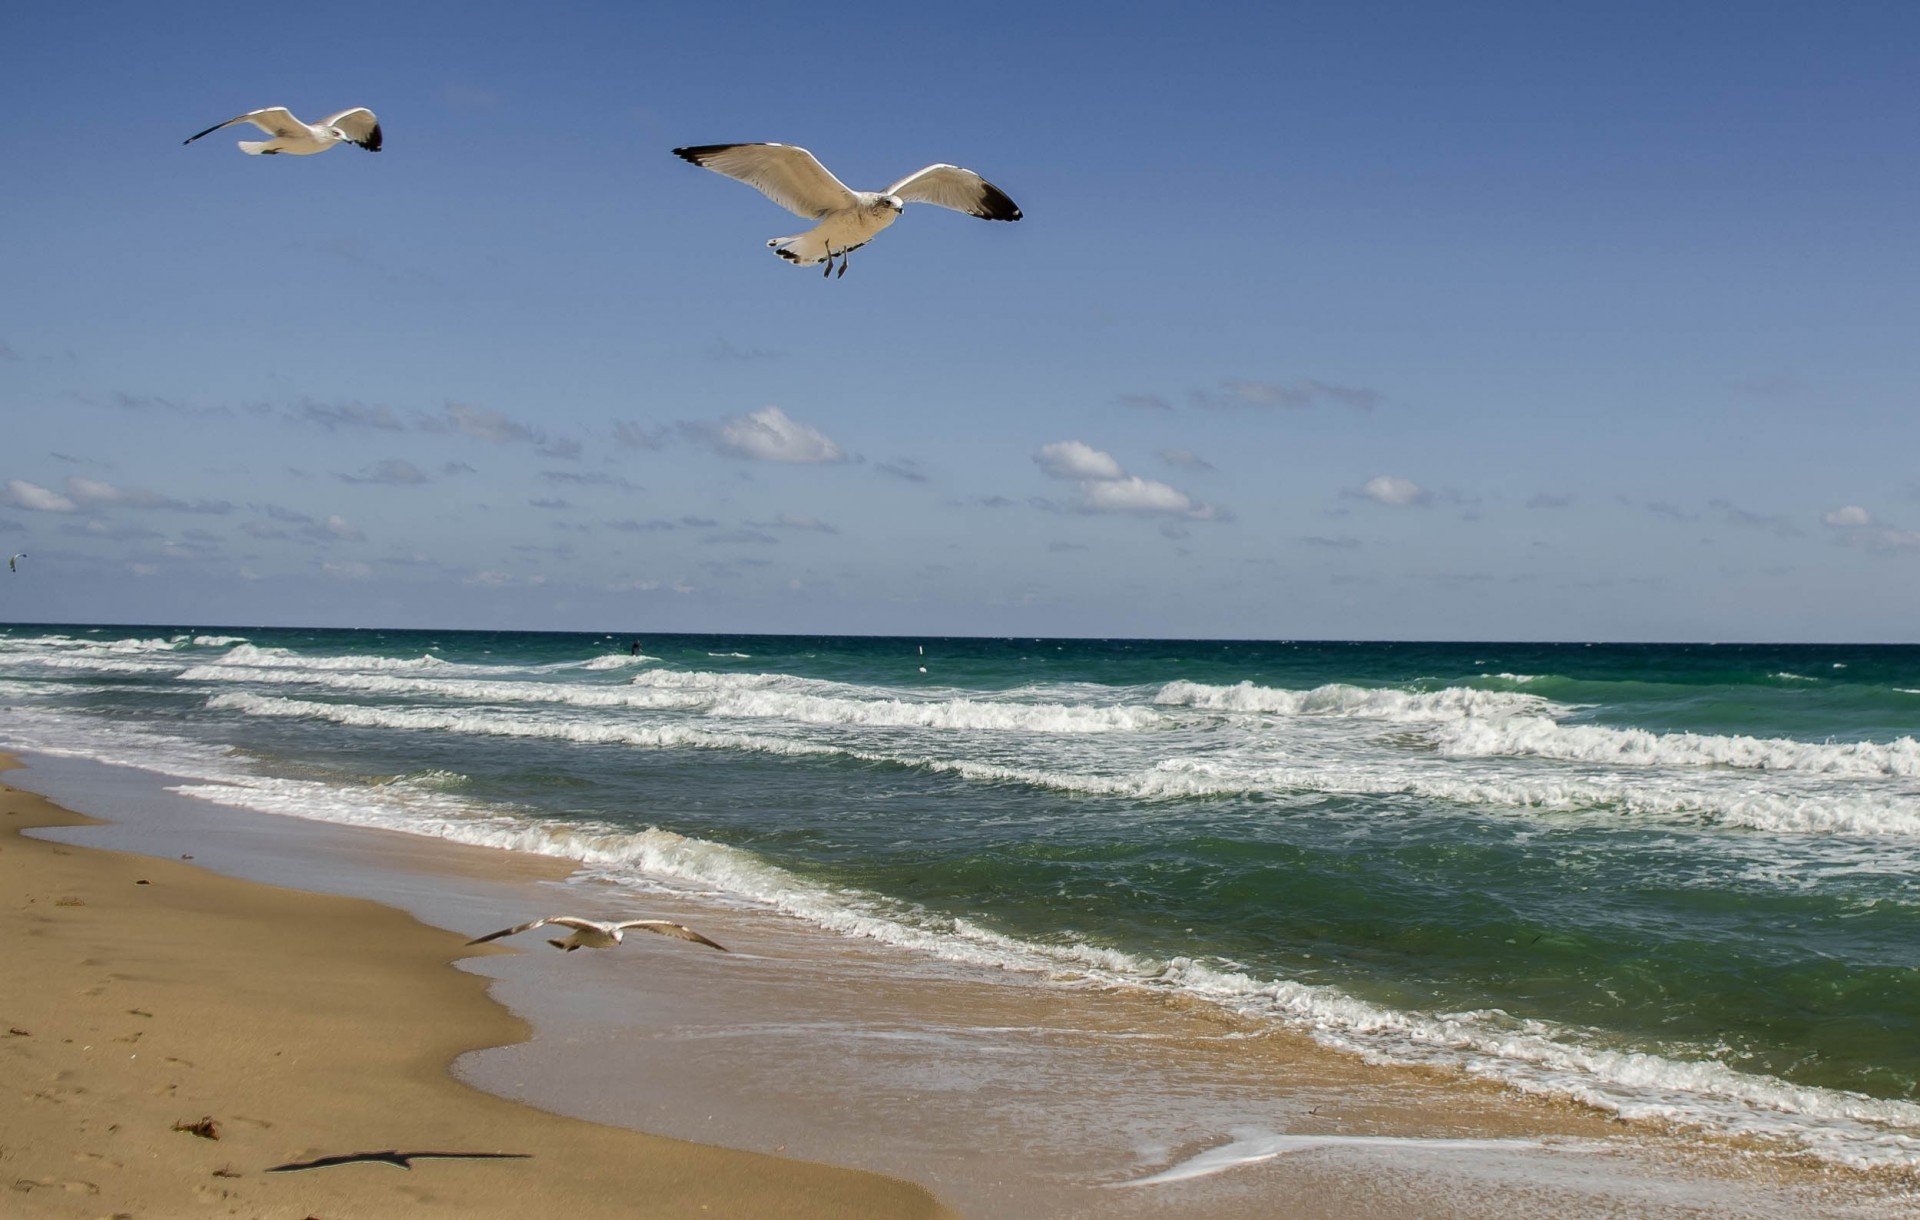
[673,143,1021,278]
[466,915,729,954]
[183,107,382,156]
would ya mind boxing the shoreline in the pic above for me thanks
[0,752,953,1219]
[7,748,1917,1219]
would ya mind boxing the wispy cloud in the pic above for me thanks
[702,527,779,545]
[5,479,78,512]
[292,398,405,432]
[7,476,232,514]
[613,420,669,450]
[1823,504,1920,550]
[1357,475,1430,507]
[765,512,838,534]
[1709,498,1800,538]
[876,458,930,483]
[542,470,641,490]
[425,402,581,459]
[688,406,846,464]
[1195,378,1381,412]
[1159,448,1214,472]
[338,459,430,485]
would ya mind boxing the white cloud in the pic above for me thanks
[1080,475,1206,516]
[4,479,78,512]
[710,406,845,463]
[1361,475,1428,507]
[1823,504,1920,550]
[1033,441,1215,519]
[321,560,373,580]
[8,476,232,515]
[325,514,366,542]
[1035,441,1126,481]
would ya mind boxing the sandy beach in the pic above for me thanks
[5,746,1916,1220]
[0,754,952,1220]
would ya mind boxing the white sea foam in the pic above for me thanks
[1434,716,1920,778]
[208,643,450,671]
[1110,1131,1554,1187]
[1154,680,1558,721]
[188,669,1159,734]
[32,655,182,675]
[700,689,1164,733]
[7,696,1920,1172]
[204,692,845,759]
[194,684,1920,837]
[583,652,657,669]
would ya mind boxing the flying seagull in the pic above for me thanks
[672,143,1021,278]
[183,107,382,156]
[466,915,729,953]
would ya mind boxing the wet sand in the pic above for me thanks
[0,755,951,1219]
[5,750,1914,1219]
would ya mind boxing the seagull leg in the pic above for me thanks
[822,249,834,279]
[837,251,849,279]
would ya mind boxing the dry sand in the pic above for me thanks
[0,757,953,1219]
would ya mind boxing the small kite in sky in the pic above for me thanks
[184,107,382,156]
[673,143,1021,278]
[8,553,21,572]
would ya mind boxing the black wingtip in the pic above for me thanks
[359,122,384,152]
[978,181,1022,222]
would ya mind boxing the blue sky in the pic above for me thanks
[3,1,1917,640]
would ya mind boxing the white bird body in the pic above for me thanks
[184,107,382,156]
[466,915,728,954]
[673,143,1021,276]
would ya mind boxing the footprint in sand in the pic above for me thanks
[10,1176,100,1196]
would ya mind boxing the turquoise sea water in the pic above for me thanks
[4,624,1918,1168]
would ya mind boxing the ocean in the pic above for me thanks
[4,623,1919,1179]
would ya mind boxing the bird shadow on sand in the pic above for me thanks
[266,1150,532,1172]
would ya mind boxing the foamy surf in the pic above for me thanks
[10,626,1920,1183]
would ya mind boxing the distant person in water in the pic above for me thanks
[630,640,641,655]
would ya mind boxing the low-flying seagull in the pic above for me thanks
[183,107,382,156]
[673,143,1021,278]
[466,915,729,953]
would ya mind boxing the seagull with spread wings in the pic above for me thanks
[183,107,382,156]
[466,915,729,954]
[673,143,1021,278]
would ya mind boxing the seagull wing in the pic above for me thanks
[322,107,382,151]
[614,920,730,952]
[465,916,557,945]
[673,144,858,219]
[183,107,304,146]
[884,164,1023,221]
